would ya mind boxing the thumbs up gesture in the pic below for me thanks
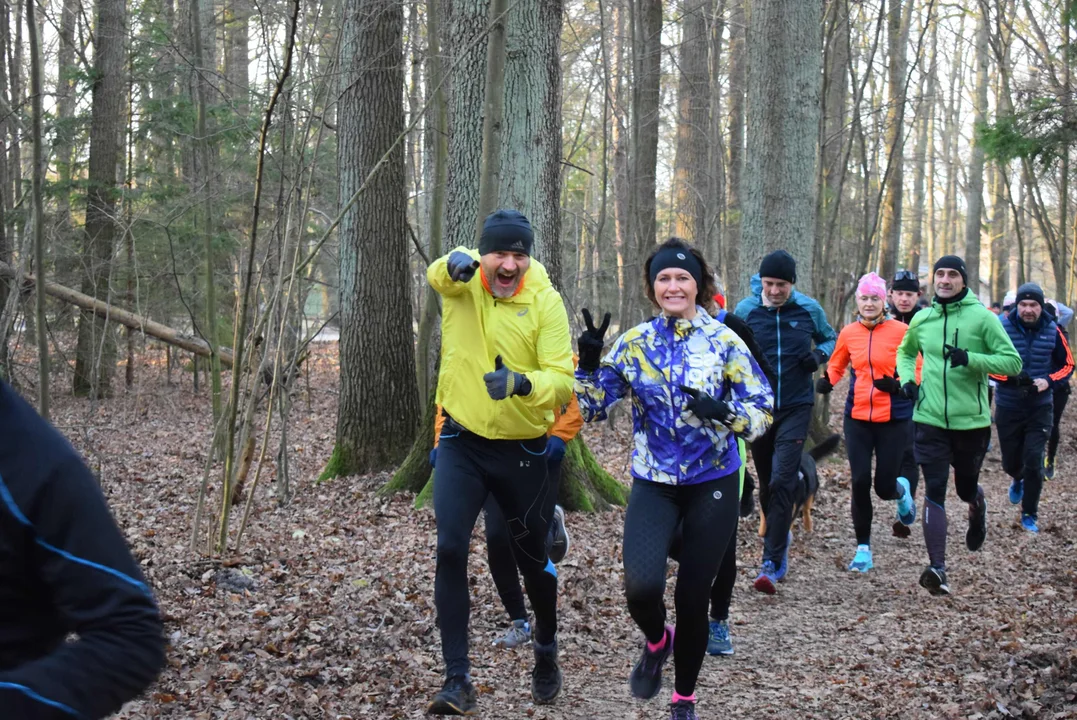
[484,355,532,400]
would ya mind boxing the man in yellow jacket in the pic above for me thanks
[426,209,574,715]
[432,363,581,650]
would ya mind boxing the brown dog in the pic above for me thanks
[758,433,842,536]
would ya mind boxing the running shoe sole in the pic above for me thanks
[427,698,478,716]
[918,567,950,596]
[892,520,911,538]
[753,575,777,594]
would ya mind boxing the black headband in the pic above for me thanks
[649,247,703,288]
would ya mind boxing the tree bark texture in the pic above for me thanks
[964,7,989,296]
[877,0,907,283]
[743,0,822,295]
[673,0,710,244]
[724,0,746,302]
[74,0,127,397]
[336,0,420,473]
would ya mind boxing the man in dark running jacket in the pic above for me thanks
[990,283,1074,534]
[734,250,837,595]
[0,380,166,719]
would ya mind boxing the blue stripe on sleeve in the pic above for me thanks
[0,474,151,597]
[0,682,81,717]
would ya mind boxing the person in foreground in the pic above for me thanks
[0,379,166,719]
[575,238,773,720]
[426,209,574,715]
[896,256,1022,596]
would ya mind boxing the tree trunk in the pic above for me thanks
[611,0,630,320]
[499,0,562,279]
[74,0,128,398]
[54,0,78,246]
[964,7,989,297]
[332,0,420,475]
[631,0,661,306]
[877,0,907,282]
[673,0,709,242]
[26,0,47,415]
[908,14,935,273]
[724,0,745,302]
[743,0,822,295]
[815,0,848,314]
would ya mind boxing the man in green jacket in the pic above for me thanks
[896,256,1022,596]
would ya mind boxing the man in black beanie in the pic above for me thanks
[990,282,1074,534]
[734,249,837,595]
[896,255,1022,596]
[425,208,574,713]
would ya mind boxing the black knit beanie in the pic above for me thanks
[932,255,968,284]
[758,250,797,283]
[1015,282,1045,308]
[479,209,534,256]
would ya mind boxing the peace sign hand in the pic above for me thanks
[578,309,611,372]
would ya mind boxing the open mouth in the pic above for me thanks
[495,271,517,289]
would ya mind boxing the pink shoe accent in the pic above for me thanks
[646,624,675,653]
[672,692,697,704]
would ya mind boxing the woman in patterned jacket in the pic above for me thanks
[574,238,773,720]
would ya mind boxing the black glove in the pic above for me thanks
[799,349,825,372]
[679,385,736,425]
[447,250,480,283]
[900,382,919,402]
[872,375,902,394]
[578,308,611,372]
[1016,371,1034,387]
[484,355,532,400]
[815,376,834,394]
[943,344,969,368]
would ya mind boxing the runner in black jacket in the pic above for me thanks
[0,380,165,719]
[887,269,924,538]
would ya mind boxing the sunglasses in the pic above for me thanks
[893,270,917,282]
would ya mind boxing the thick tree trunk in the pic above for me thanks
[499,0,562,279]
[724,0,745,302]
[611,0,630,320]
[877,0,907,282]
[672,0,710,242]
[964,8,989,297]
[743,0,822,295]
[74,0,128,398]
[332,0,419,475]
[816,0,848,314]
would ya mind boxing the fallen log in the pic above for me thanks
[0,260,235,367]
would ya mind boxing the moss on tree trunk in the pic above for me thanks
[379,386,438,495]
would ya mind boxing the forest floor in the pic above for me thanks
[20,341,1076,720]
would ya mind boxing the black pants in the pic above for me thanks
[623,474,738,697]
[914,422,990,569]
[751,404,812,566]
[668,514,738,623]
[484,459,562,622]
[1048,386,1070,462]
[844,416,909,545]
[433,418,557,678]
[997,404,1053,518]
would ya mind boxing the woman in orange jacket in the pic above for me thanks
[816,273,917,572]
[431,368,581,648]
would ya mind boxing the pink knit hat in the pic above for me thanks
[857,272,887,300]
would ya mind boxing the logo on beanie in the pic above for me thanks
[677,253,686,260]
[713,491,722,500]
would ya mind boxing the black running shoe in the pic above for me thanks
[428,675,478,716]
[548,505,570,564]
[966,495,987,551]
[629,625,673,700]
[670,699,700,720]
[531,639,562,704]
[919,565,951,597]
[891,519,911,538]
